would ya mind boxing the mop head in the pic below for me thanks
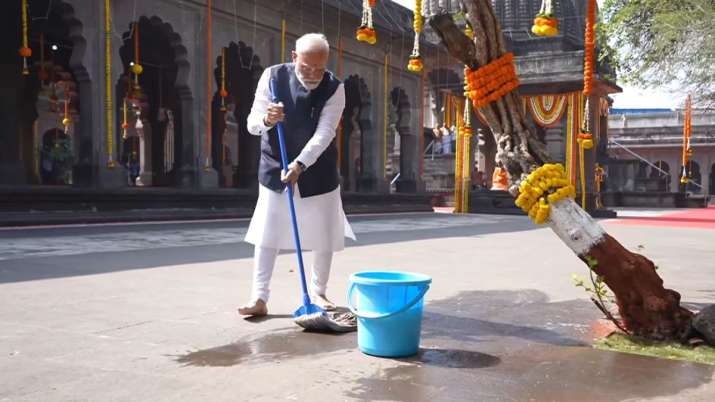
[293,305,357,333]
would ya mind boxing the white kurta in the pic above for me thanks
[244,65,356,252]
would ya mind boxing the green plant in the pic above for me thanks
[573,255,630,334]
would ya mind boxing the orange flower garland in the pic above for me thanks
[220,47,228,112]
[531,0,559,37]
[583,0,596,96]
[356,0,377,45]
[464,53,519,109]
[19,0,31,75]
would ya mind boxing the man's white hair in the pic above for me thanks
[295,33,330,54]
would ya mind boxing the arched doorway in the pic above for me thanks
[710,163,715,195]
[0,0,88,186]
[211,41,263,188]
[686,160,702,193]
[342,75,372,192]
[117,16,192,187]
[650,160,670,192]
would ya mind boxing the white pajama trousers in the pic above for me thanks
[251,246,333,302]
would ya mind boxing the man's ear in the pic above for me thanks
[291,51,297,63]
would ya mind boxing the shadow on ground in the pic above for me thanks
[345,289,715,402]
[0,213,536,283]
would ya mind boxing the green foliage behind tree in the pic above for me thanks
[600,0,715,107]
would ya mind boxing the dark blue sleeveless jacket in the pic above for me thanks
[258,64,341,197]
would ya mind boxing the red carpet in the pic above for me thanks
[607,205,715,229]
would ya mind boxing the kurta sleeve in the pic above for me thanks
[246,68,274,136]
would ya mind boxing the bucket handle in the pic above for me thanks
[347,283,430,320]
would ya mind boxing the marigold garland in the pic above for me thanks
[220,47,228,112]
[680,94,693,184]
[464,53,519,109]
[20,0,31,75]
[531,0,559,37]
[407,0,423,73]
[583,0,596,96]
[356,0,377,45]
[515,163,576,224]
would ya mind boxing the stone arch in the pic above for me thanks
[686,160,702,193]
[342,75,372,192]
[0,0,90,185]
[117,16,193,187]
[211,41,263,189]
[650,160,671,192]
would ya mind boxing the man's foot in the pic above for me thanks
[237,299,268,316]
[311,293,336,311]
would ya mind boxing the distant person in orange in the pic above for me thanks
[490,161,509,191]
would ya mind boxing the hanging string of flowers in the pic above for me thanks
[356,0,377,45]
[515,163,576,224]
[456,23,475,213]
[680,94,693,184]
[583,0,596,98]
[577,0,596,207]
[220,47,228,112]
[122,97,129,140]
[531,0,559,37]
[464,52,519,109]
[62,85,71,133]
[459,99,474,212]
[105,0,116,168]
[19,0,31,75]
[130,22,143,98]
[407,0,423,73]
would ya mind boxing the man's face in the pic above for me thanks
[292,50,328,90]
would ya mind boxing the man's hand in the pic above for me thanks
[263,102,285,126]
[281,161,304,186]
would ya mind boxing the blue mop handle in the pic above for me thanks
[269,80,312,308]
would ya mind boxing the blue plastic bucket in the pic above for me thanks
[348,271,432,357]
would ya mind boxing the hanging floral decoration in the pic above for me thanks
[62,85,72,133]
[531,0,559,37]
[356,0,377,45]
[407,0,423,73]
[515,163,576,224]
[680,94,693,184]
[527,95,567,127]
[220,47,228,112]
[575,0,597,207]
[19,0,31,75]
[582,0,596,99]
[122,97,129,140]
[464,52,519,109]
[130,22,143,97]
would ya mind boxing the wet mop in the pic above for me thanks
[270,80,356,333]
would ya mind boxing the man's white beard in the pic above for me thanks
[296,70,321,91]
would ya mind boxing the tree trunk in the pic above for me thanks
[429,0,693,340]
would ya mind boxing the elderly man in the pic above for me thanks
[239,33,355,317]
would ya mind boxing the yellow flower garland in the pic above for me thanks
[515,163,576,224]
[407,0,423,73]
